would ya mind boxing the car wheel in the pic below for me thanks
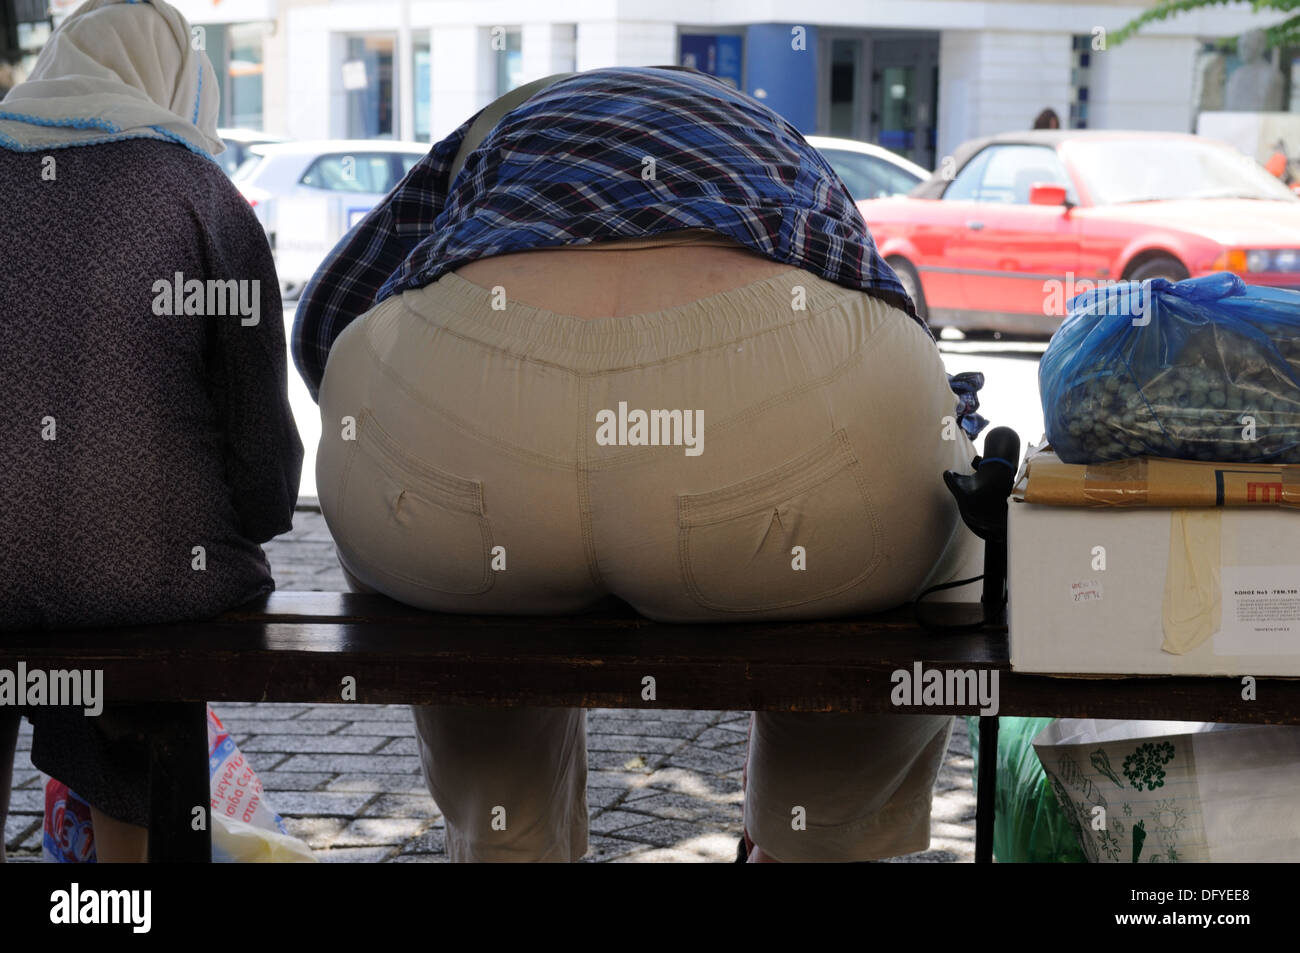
[1126,256,1189,283]
[888,256,928,321]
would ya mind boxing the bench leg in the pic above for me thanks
[147,702,211,863]
[975,715,998,864]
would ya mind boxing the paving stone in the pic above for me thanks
[337,721,416,736]
[373,737,420,756]
[602,817,737,850]
[4,814,40,850]
[888,848,960,864]
[326,774,432,796]
[580,835,652,863]
[591,708,718,724]
[19,823,44,851]
[217,719,349,736]
[267,792,375,817]
[11,772,42,790]
[586,717,708,740]
[642,767,741,799]
[931,820,977,841]
[931,790,978,824]
[392,853,448,863]
[585,733,682,755]
[360,794,439,818]
[257,771,336,792]
[588,810,656,835]
[333,817,426,846]
[657,745,743,777]
[212,703,311,720]
[399,826,446,855]
[587,749,664,772]
[281,816,347,849]
[276,754,421,774]
[583,771,648,793]
[933,763,974,794]
[317,846,393,863]
[238,734,392,754]
[5,789,45,813]
[617,791,743,824]
[297,705,413,722]
[688,725,753,750]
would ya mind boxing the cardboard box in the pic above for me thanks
[1009,501,1300,675]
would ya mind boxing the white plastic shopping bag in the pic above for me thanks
[1033,719,1300,862]
[42,705,316,862]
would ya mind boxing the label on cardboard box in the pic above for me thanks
[1216,566,1300,655]
[1069,578,1104,604]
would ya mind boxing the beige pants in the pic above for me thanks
[318,264,981,861]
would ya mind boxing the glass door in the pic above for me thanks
[870,35,938,170]
[827,37,865,140]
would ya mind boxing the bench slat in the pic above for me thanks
[4,596,1298,721]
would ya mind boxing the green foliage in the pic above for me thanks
[1113,1,1300,49]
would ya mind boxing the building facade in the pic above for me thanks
[153,1,1300,168]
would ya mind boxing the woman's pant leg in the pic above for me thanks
[410,705,587,863]
[323,310,595,863]
[744,713,954,862]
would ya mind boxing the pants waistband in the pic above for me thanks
[396,268,874,372]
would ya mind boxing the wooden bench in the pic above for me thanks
[8,591,1300,863]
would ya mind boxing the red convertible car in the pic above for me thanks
[858,130,1300,334]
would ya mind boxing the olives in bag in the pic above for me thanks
[1041,273,1300,465]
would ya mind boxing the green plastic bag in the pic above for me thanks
[966,717,1087,863]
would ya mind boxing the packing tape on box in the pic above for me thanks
[1081,458,1150,506]
[1162,509,1223,655]
[1022,450,1300,508]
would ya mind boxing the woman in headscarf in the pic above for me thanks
[296,67,985,863]
[0,0,302,862]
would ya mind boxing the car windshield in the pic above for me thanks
[1065,138,1298,204]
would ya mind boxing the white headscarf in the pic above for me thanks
[0,0,223,158]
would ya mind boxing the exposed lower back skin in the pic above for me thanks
[451,243,796,318]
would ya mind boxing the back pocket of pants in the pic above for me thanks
[676,430,880,612]
[338,410,495,595]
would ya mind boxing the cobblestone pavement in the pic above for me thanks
[4,508,976,863]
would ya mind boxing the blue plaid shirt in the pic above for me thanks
[292,67,985,435]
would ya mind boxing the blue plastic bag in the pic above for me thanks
[1040,272,1300,464]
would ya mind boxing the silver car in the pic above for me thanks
[233,139,430,296]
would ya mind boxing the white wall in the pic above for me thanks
[937,29,1073,159]
[284,11,334,140]
[521,22,578,82]
[1087,34,1200,132]
[576,20,676,72]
